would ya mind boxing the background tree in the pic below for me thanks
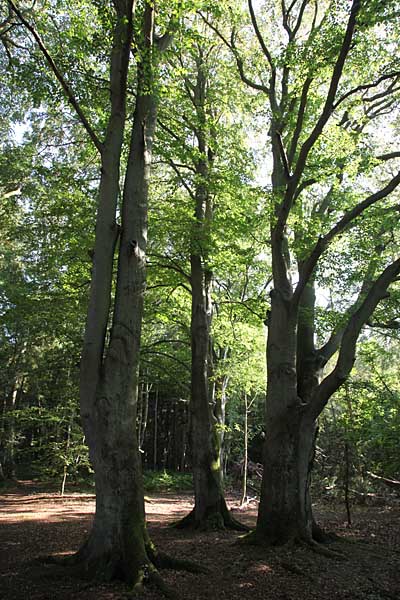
[149,12,267,528]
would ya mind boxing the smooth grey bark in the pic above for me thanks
[240,0,400,547]
[12,1,189,585]
[176,51,245,531]
[75,3,159,582]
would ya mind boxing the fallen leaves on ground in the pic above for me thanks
[0,481,399,600]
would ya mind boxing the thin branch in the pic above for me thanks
[198,11,269,94]
[140,349,191,372]
[366,98,397,121]
[153,159,196,173]
[309,257,400,419]
[333,71,400,110]
[248,0,275,71]
[147,253,191,283]
[291,0,310,39]
[363,76,400,103]
[158,118,182,143]
[367,318,400,330]
[287,77,313,166]
[293,177,317,202]
[294,168,400,303]
[317,241,387,362]
[8,1,103,153]
[143,339,190,349]
[288,0,361,194]
[168,159,196,199]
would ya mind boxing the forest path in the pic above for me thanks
[0,481,399,600]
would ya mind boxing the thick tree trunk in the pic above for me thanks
[256,414,316,544]
[74,5,167,584]
[78,95,156,584]
[253,289,316,543]
[74,426,148,581]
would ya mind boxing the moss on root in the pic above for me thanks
[41,540,206,599]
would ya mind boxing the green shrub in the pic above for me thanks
[143,470,193,493]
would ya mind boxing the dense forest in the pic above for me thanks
[1,0,400,597]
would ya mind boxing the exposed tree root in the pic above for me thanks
[236,529,274,546]
[40,539,206,600]
[237,529,346,561]
[312,520,341,544]
[301,539,346,559]
[174,505,249,532]
[173,509,196,529]
[224,511,251,532]
[151,550,208,574]
[128,564,178,600]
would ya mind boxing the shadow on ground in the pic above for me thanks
[1,481,399,600]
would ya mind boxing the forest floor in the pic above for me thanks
[0,480,400,600]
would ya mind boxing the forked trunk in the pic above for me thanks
[256,412,316,543]
[75,5,164,583]
[254,290,316,543]
[75,414,148,581]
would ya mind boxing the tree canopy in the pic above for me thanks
[1,0,399,593]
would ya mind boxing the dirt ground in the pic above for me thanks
[1,481,399,600]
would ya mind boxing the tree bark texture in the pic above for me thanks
[177,50,245,531]
[75,3,168,584]
[242,0,400,547]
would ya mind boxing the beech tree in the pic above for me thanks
[149,14,266,528]
[4,0,400,573]
[6,0,206,588]
[208,0,400,545]
[167,34,246,530]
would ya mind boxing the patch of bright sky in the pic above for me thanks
[12,121,30,144]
